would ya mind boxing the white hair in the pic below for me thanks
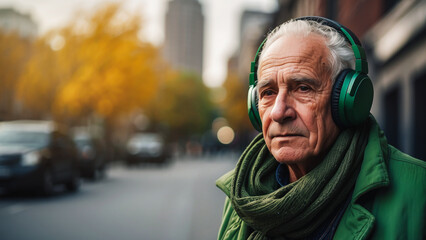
[258,19,355,82]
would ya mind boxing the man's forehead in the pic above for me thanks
[260,34,328,62]
[258,34,331,78]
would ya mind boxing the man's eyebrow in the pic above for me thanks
[289,77,321,87]
[257,79,275,89]
[257,77,321,89]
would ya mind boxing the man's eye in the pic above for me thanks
[297,85,311,92]
[260,90,275,97]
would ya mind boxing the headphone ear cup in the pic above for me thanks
[331,69,352,128]
[247,86,262,131]
[343,72,374,126]
[331,69,374,128]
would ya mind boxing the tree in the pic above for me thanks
[15,35,64,119]
[0,32,33,120]
[147,71,214,141]
[221,72,253,133]
[16,3,164,124]
[219,71,258,150]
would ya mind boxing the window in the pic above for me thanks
[384,86,401,149]
[383,0,402,16]
[414,71,426,160]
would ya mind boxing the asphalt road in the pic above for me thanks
[0,154,239,240]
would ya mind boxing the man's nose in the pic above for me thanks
[271,91,296,123]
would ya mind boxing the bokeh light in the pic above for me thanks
[49,34,65,51]
[217,126,235,144]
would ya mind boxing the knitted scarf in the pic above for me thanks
[229,123,369,240]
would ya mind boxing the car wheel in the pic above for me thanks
[65,171,80,192]
[88,165,98,180]
[91,168,102,180]
[98,166,107,179]
[41,169,54,195]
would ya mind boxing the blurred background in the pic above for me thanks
[0,0,424,239]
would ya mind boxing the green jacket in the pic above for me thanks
[216,123,426,240]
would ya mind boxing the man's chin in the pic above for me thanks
[271,149,308,165]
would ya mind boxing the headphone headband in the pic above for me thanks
[249,38,266,86]
[249,16,369,87]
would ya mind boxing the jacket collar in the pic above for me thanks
[334,116,390,239]
[352,116,390,203]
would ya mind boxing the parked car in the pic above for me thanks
[73,129,108,180]
[125,133,170,165]
[0,120,80,195]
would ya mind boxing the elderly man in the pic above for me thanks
[216,17,425,240]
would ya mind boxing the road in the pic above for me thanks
[0,154,239,240]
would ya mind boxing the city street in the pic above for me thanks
[0,154,239,240]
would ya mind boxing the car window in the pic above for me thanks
[127,134,165,153]
[73,136,92,149]
[129,134,163,144]
[0,130,49,148]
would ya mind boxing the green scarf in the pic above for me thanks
[230,123,370,240]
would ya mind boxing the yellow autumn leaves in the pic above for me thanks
[15,4,163,122]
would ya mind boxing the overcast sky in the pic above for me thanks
[0,0,276,87]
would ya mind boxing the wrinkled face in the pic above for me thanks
[257,34,340,168]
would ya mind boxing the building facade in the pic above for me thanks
[225,10,273,84]
[363,0,426,160]
[164,0,204,76]
[0,8,37,38]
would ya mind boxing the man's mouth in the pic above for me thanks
[273,133,304,138]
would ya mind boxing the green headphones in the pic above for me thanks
[248,16,374,131]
